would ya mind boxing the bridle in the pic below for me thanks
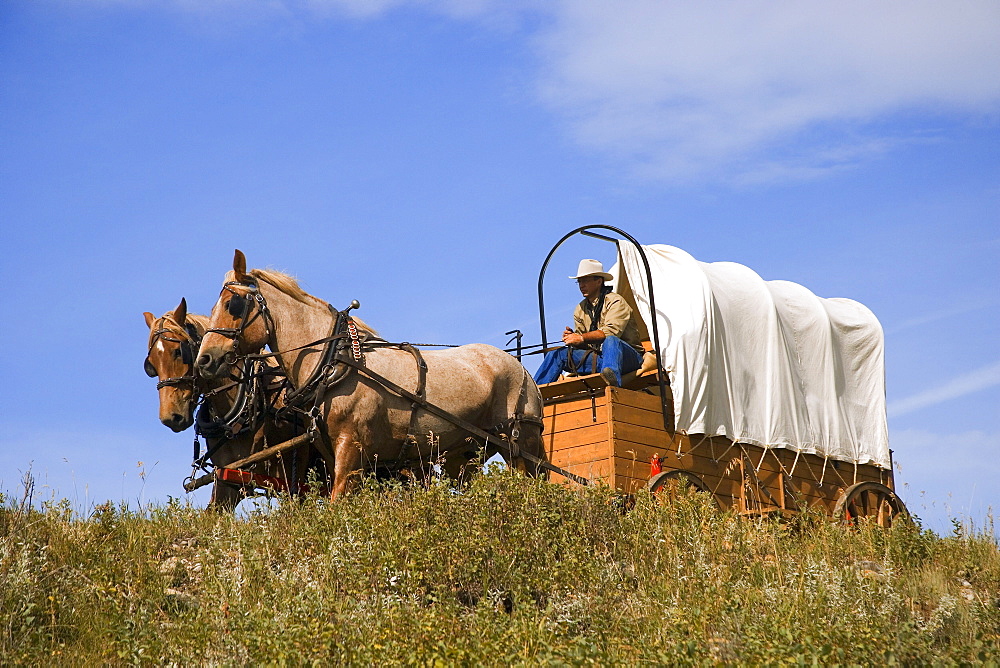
[192,277,567,485]
[204,281,273,350]
[145,316,201,391]
[205,278,375,425]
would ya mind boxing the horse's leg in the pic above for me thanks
[283,442,314,500]
[442,444,481,484]
[309,436,338,497]
[208,481,243,513]
[329,430,363,501]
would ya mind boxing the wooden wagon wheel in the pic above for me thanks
[645,470,717,506]
[833,482,907,527]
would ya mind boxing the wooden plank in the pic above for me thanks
[607,390,892,486]
[543,403,609,432]
[622,373,662,392]
[609,450,741,497]
[548,441,613,468]
[543,406,607,430]
[763,451,877,505]
[613,469,840,517]
[539,374,611,401]
[610,421,677,452]
[694,441,877,483]
[782,481,848,509]
[541,384,893,515]
[766,447,890,487]
[743,465,783,509]
[547,459,615,486]
[544,423,611,453]
[610,430,878,508]
[607,437,729,479]
[731,446,796,477]
[543,391,609,414]
[609,403,671,431]
[607,386,665,412]
[612,456,731,490]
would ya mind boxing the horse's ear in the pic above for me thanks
[143,311,155,328]
[174,298,188,325]
[233,249,249,282]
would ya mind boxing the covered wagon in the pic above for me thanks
[535,227,906,525]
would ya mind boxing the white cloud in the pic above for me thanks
[890,427,998,531]
[286,0,529,21]
[888,360,1000,417]
[536,0,1000,183]
[56,0,1000,184]
[884,302,992,335]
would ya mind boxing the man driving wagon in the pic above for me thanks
[533,259,644,388]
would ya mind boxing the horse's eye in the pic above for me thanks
[144,358,157,378]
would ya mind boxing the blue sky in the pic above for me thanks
[1,0,997,532]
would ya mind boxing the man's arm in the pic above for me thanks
[562,294,634,347]
[597,295,633,339]
[562,327,605,347]
[564,300,608,346]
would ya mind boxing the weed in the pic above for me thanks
[1,469,997,663]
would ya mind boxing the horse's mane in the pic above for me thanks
[225,268,378,336]
[180,312,211,336]
[149,311,210,347]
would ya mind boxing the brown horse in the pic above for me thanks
[195,250,546,500]
[144,299,314,512]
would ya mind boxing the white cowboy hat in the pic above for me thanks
[569,259,613,281]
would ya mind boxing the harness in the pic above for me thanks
[191,358,287,471]
[204,281,274,352]
[209,280,574,483]
[145,318,201,390]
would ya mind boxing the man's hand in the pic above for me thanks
[562,327,584,347]
[562,327,605,348]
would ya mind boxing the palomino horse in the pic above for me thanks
[144,299,315,511]
[195,250,546,500]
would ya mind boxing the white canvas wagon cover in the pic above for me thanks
[612,244,890,468]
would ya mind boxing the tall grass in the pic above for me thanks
[2,470,998,664]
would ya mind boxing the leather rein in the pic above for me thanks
[209,280,581,484]
[204,280,360,417]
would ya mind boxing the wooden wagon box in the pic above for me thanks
[540,375,895,517]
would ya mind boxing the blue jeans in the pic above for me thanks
[533,335,643,386]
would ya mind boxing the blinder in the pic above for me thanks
[180,341,194,365]
[146,318,201,389]
[206,282,267,342]
[227,293,249,319]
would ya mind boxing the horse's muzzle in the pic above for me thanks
[195,347,230,381]
[161,411,193,433]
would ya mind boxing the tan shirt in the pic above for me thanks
[573,291,642,351]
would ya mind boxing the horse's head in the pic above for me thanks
[196,249,271,381]
[143,298,203,432]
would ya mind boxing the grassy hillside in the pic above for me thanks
[2,470,998,665]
